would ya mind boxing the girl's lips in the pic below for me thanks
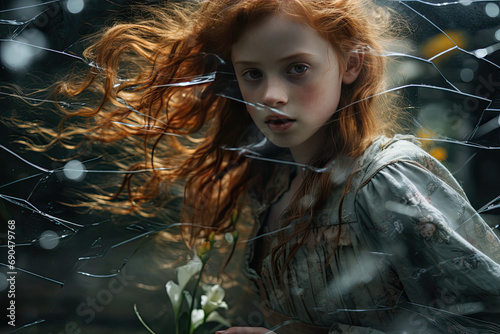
[264,115,295,123]
[265,117,296,132]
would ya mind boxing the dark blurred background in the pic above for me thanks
[0,0,499,333]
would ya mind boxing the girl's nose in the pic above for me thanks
[262,78,287,107]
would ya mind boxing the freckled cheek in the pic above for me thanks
[296,86,320,106]
[296,84,339,112]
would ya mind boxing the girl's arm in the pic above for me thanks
[355,159,500,330]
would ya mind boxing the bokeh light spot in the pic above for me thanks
[1,41,35,70]
[224,232,234,244]
[399,61,423,81]
[66,0,85,14]
[485,3,500,17]
[495,28,500,41]
[63,160,86,181]
[429,147,448,161]
[460,68,474,82]
[0,29,48,71]
[39,230,60,250]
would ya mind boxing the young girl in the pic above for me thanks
[16,0,500,333]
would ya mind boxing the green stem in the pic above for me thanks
[187,256,209,334]
[134,304,156,334]
[175,309,179,334]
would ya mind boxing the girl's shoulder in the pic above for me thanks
[358,134,434,177]
[353,135,463,196]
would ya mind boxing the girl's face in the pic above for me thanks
[231,14,361,163]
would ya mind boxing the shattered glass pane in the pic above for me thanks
[0,0,499,333]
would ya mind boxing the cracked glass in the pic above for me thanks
[1,0,500,333]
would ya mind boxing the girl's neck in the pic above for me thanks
[290,149,311,166]
[288,126,327,165]
[290,143,322,166]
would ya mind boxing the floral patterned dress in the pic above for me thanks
[243,135,500,333]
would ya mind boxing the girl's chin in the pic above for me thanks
[263,136,295,149]
[257,128,302,149]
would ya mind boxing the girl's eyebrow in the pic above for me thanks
[232,60,259,66]
[278,52,314,62]
[233,52,314,66]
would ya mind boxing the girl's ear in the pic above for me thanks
[342,51,364,84]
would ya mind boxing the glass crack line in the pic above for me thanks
[0,0,61,13]
[0,263,64,285]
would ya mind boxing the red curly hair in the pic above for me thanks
[16,0,402,271]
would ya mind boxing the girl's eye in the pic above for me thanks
[242,70,262,80]
[289,64,308,75]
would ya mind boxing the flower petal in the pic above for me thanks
[206,310,231,327]
[177,256,203,290]
[206,285,225,303]
[166,281,182,312]
[191,309,205,330]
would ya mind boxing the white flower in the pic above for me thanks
[166,281,182,315]
[191,309,205,331]
[177,255,203,290]
[201,284,228,315]
[206,310,231,327]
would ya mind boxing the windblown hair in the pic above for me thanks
[13,0,403,273]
